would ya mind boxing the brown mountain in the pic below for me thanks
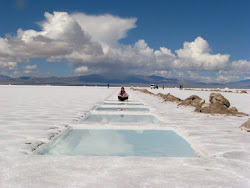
[0,74,249,88]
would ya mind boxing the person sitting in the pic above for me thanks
[118,87,129,101]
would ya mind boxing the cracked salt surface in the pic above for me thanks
[0,85,249,187]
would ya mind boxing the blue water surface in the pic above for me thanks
[96,107,150,111]
[83,114,159,123]
[40,129,197,157]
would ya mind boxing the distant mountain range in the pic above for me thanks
[0,74,249,88]
[226,79,250,89]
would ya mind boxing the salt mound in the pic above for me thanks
[159,93,182,103]
[178,95,202,107]
[196,93,248,117]
[239,118,250,132]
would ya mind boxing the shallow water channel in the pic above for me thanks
[40,129,197,157]
[40,98,197,157]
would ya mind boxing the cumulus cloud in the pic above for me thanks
[25,65,37,70]
[216,74,240,83]
[74,66,88,75]
[231,60,250,73]
[174,37,230,71]
[20,12,102,57]
[0,11,103,71]
[0,11,173,75]
[72,13,137,48]
[0,61,18,71]
[209,60,250,82]
[0,11,249,82]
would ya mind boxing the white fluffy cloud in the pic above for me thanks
[25,65,37,70]
[174,37,230,71]
[0,61,18,71]
[210,60,250,82]
[231,60,250,73]
[0,11,249,82]
[0,11,103,72]
[72,13,137,48]
[74,66,88,75]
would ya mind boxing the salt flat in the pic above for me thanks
[0,85,249,187]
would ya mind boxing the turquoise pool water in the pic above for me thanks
[96,107,150,111]
[103,102,144,105]
[83,114,159,123]
[40,129,197,157]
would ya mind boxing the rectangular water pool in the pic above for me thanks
[40,129,197,157]
[83,114,159,123]
[103,102,144,106]
[96,107,150,112]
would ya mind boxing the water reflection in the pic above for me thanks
[42,129,134,156]
[83,114,159,123]
[40,129,197,157]
[74,130,134,156]
[103,103,144,105]
[96,107,150,111]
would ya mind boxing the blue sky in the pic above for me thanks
[0,0,249,82]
